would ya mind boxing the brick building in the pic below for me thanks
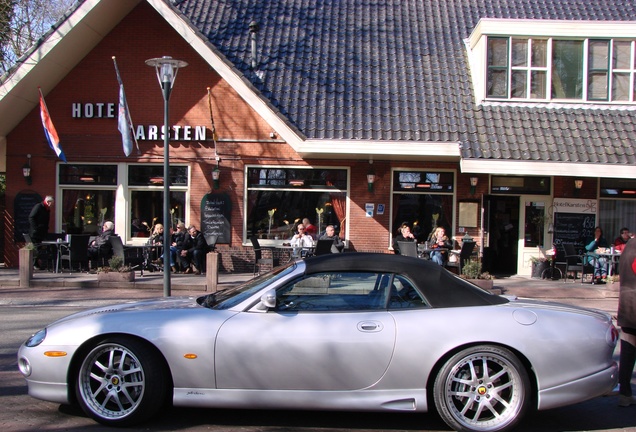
[0,0,635,275]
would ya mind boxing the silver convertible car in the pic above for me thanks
[18,253,618,432]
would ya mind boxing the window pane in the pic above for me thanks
[531,39,547,67]
[130,191,186,237]
[276,272,388,312]
[488,38,508,67]
[487,70,508,97]
[128,165,188,186]
[589,40,609,70]
[248,168,346,189]
[612,72,630,101]
[393,171,454,192]
[613,41,632,69]
[551,40,583,99]
[247,190,345,240]
[392,194,454,243]
[511,70,527,98]
[388,275,428,309]
[61,189,116,235]
[588,72,609,100]
[511,39,527,67]
[59,165,117,185]
[524,201,545,248]
[530,71,547,98]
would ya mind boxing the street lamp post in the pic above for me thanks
[145,56,188,297]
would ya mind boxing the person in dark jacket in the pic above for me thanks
[617,237,636,407]
[392,222,416,255]
[28,195,54,269]
[87,221,115,262]
[28,195,54,244]
[179,225,207,274]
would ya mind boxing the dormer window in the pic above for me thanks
[468,19,636,104]
[487,37,635,102]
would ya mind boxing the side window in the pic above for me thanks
[388,275,428,309]
[275,272,390,312]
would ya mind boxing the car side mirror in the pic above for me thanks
[256,289,277,310]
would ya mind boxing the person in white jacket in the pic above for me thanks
[290,223,314,257]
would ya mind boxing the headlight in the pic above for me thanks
[25,329,47,347]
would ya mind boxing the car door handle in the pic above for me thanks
[357,321,384,332]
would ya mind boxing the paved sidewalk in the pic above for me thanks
[0,265,620,305]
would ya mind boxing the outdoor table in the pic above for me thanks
[41,239,69,273]
[276,244,315,262]
[417,245,449,260]
[587,249,621,278]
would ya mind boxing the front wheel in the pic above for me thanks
[433,345,531,432]
[75,337,168,426]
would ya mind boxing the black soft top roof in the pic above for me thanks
[303,253,508,308]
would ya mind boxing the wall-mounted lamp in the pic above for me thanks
[212,165,220,189]
[23,154,32,185]
[574,179,583,196]
[367,160,376,193]
[469,176,478,195]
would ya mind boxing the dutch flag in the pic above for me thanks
[38,88,67,162]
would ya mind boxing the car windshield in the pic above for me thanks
[197,262,297,309]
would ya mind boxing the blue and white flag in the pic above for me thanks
[39,88,66,162]
[113,56,138,156]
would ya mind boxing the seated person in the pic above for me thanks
[146,224,165,268]
[428,227,452,266]
[392,222,416,255]
[291,223,314,257]
[585,226,610,283]
[87,221,115,263]
[319,225,344,253]
[614,227,633,253]
[179,225,207,274]
[166,222,187,272]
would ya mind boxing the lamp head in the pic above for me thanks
[23,154,32,185]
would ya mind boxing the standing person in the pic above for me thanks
[392,222,416,255]
[617,235,636,407]
[179,225,206,274]
[28,195,54,244]
[302,218,317,240]
[614,227,633,253]
[429,226,452,266]
[319,225,344,253]
[585,226,610,284]
[28,195,54,270]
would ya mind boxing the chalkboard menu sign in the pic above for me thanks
[14,192,43,242]
[553,212,596,256]
[200,193,231,244]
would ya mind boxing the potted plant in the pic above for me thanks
[460,259,494,290]
[97,255,135,282]
[529,256,550,279]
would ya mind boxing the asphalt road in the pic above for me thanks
[1,298,635,432]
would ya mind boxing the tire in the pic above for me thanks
[75,337,168,426]
[433,345,531,432]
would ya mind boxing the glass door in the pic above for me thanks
[518,197,549,276]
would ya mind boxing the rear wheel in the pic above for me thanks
[75,337,168,426]
[433,345,531,432]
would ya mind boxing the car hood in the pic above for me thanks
[48,296,201,326]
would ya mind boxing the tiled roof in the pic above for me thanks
[173,0,636,167]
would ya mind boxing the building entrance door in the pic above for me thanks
[483,195,519,276]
